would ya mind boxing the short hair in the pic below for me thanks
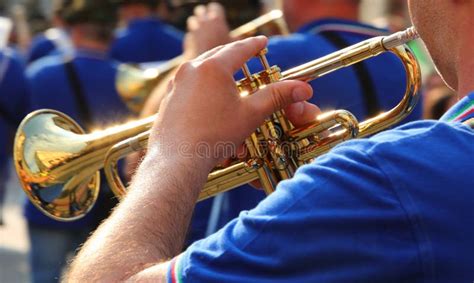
[61,0,118,42]
[61,0,118,26]
[114,0,161,9]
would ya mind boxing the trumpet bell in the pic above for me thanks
[116,10,288,113]
[14,110,100,221]
[116,61,177,113]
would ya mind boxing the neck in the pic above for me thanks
[70,28,108,53]
[454,17,474,99]
[289,2,358,32]
[456,56,474,98]
[120,5,153,24]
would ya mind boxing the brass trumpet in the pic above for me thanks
[14,28,421,221]
[116,9,288,113]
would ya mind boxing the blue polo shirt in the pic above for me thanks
[27,34,56,64]
[110,17,183,63]
[26,28,72,64]
[168,93,474,282]
[25,49,131,228]
[0,48,29,174]
[189,18,424,244]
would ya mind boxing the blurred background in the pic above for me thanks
[0,0,453,282]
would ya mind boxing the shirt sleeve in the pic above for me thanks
[168,141,422,283]
[0,52,30,124]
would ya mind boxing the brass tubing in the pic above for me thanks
[15,28,421,221]
[105,29,420,200]
[105,131,150,198]
[117,10,288,113]
[14,111,155,220]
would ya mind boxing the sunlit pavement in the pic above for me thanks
[0,164,30,283]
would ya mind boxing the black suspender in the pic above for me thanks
[319,30,380,117]
[0,52,19,126]
[0,103,18,126]
[63,59,92,129]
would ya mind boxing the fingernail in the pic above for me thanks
[292,87,309,101]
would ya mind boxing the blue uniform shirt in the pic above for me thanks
[168,93,474,282]
[110,17,183,63]
[0,48,30,174]
[25,49,131,228]
[189,18,424,244]
[26,28,72,64]
[27,34,55,64]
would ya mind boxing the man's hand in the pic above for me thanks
[68,37,314,282]
[148,36,313,170]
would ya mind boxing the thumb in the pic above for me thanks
[248,80,313,120]
[284,101,322,127]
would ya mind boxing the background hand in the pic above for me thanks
[183,3,232,60]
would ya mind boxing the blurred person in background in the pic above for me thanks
[26,0,73,64]
[141,0,424,243]
[109,0,183,63]
[423,72,456,120]
[372,0,408,32]
[0,43,30,226]
[164,0,263,33]
[24,1,131,281]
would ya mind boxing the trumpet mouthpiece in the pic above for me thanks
[382,27,419,50]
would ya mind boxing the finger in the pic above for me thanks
[212,36,268,73]
[208,2,226,19]
[187,16,198,31]
[284,101,322,127]
[194,5,207,18]
[246,81,313,122]
[194,44,226,61]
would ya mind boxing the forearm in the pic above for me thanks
[67,150,210,282]
[66,35,312,282]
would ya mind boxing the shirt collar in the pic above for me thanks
[129,16,162,28]
[297,18,389,37]
[440,92,474,123]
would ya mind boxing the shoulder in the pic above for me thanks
[113,25,131,41]
[116,18,182,38]
[345,120,470,156]
[136,18,183,41]
[26,55,64,80]
[255,33,333,72]
[268,33,330,54]
[313,120,472,196]
[154,22,183,40]
[27,34,55,58]
[29,33,53,48]
[1,47,25,68]
[278,120,463,206]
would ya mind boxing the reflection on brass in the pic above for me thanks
[15,27,421,221]
[116,10,288,113]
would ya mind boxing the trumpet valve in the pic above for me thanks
[237,50,282,94]
[237,62,259,94]
[255,66,282,86]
